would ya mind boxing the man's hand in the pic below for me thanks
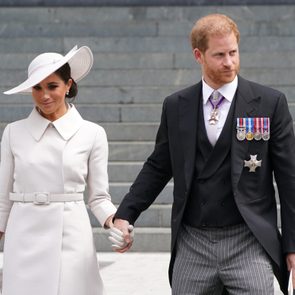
[109,219,134,253]
[286,253,295,287]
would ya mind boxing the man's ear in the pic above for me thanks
[193,48,203,64]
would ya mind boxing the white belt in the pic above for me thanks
[9,192,84,205]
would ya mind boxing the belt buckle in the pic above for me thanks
[34,192,50,205]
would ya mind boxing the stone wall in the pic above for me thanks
[1,0,295,6]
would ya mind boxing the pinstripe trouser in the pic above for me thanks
[172,223,274,295]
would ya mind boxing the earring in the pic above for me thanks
[66,90,69,96]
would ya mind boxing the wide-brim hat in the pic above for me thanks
[4,45,93,95]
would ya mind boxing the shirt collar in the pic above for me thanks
[25,104,84,141]
[202,75,238,105]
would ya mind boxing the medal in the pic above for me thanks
[208,91,225,125]
[262,117,270,141]
[245,118,254,141]
[244,154,262,172]
[254,117,262,140]
[246,131,254,140]
[254,131,262,140]
[236,118,246,141]
[262,131,270,141]
[209,108,219,125]
[237,117,270,141]
[237,129,246,141]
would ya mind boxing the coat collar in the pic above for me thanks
[25,104,84,141]
[178,82,202,191]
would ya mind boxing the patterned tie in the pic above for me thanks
[207,90,224,146]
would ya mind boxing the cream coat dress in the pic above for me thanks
[0,105,116,295]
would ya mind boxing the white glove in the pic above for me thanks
[108,225,134,250]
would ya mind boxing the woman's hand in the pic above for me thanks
[108,219,134,252]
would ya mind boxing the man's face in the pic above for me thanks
[194,32,240,89]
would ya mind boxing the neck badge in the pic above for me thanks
[208,92,225,125]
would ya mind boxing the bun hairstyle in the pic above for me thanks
[55,62,78,99]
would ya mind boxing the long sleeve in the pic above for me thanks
[87,126,116,226]
[0,125,14,232]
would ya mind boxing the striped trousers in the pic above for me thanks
[172,223,274,295]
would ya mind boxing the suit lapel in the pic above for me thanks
[178,83,201,191]
[231,76,262,189]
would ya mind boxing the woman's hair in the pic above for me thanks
[190,14,240,52]
[55,63,78,99]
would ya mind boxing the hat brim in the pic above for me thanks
[4,45,93,95]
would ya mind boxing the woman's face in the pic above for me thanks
[32,73,72,121]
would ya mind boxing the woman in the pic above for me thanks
[0,45,117,295]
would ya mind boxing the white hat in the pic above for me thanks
[4,45,93,95]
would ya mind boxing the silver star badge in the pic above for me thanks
[244,154,262,172]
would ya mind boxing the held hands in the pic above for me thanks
[108,219,134,252]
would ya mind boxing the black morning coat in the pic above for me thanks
[115,76,295,294]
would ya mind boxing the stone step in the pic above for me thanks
[109,182,173,204]
[0,227,172,252]
[3,67,295,90]
[2,52,295,72]
[0,103,163,123]
[0,122,159,141]
[103,123,159,141]
[0,6,294,24]
[3,18,295,38]
[109,162,144,182]
[1,7,295,39]
[1,35,295,55]
[0,85,178,104]
[64,36,295,53]
[1,84,295,105]
[0,21,159,38]
[109,142,154,161]
[1,102,295,125]
[89,204,172,228]
[0,53,175,70]
[0,69,199,87]
[94,227,171,252]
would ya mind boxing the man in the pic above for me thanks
[113,14,295,294]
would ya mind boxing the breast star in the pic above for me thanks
[244,154,262,172]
